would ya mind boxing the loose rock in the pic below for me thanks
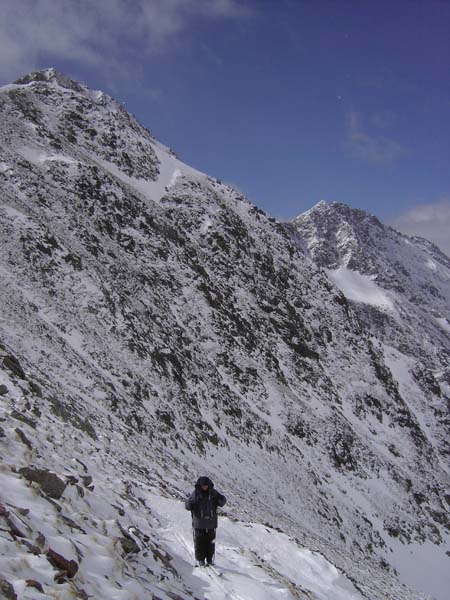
[47,548,79,578]
[26,579,44,593]
[0,578,17,600]
[19,467,67,499]
[2,355,25,379]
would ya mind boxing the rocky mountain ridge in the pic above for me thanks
[292,200,450,464]
[0,69,449,600]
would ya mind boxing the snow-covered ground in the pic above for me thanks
[0,383,366,600]
[144,491,365,600]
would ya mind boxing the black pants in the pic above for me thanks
[194,528,216,563]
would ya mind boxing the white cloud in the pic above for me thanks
[390,198,450,257]
[0,0,251,84]
[344,111,406,165]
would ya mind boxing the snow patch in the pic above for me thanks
[386,536,450,600]
[200,218,213,234]
[435,317,450,333]
[169,168,182,187]
[325,267,394,310]
[93,90,104,102]
[94,143,206,204]
[17,147,78,166]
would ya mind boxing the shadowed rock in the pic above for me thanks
[2,355,25,379]
[19,467,67,499]
[0,578,17,600]
[47,548,79,578]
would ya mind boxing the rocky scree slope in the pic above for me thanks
[0,70,448,599]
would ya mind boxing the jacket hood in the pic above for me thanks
[195,476,214,489]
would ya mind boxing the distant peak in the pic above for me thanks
[312,200,350,212]
[295,201,382,228]
[312,200,330,210]
[14,68,86,93]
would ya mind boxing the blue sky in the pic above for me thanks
[1,0,449,251]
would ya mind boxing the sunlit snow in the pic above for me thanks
[435,317,450,333]
[94,141,206,204]
[325,267,394,309]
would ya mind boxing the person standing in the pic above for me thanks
[185,476,226,566]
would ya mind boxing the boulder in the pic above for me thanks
[46,548,79,578]
[19,467,67,499]
[0,578,17,600]
[119,536,140,554]
[2,355,25,379]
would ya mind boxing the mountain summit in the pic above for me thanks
[1,71,449,600]
[14,67,88,91]
[293,200,449,381]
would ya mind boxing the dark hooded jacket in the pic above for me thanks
[185,476,226,529]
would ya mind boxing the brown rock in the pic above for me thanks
[47,548,79,578]
[0,578,17,600]
[19,467,67,499]
[26,580,44,593]
[22,540,42,555]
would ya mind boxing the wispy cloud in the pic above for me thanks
[390,198,450,257]
[0,0,251,85]
[344,111,406,165]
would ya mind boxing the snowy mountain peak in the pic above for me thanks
[14,67,86,92]
[296,200,384,240]
[1,71,449,600]
[293,199,450,479]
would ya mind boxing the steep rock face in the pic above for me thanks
[292,201,450,460]
[291,201,449,346]
[1,72,448,599]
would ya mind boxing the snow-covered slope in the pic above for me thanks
[292,201,450,598]
[292,200,449,459]
[1,71,449,599]
[1,383,367,600]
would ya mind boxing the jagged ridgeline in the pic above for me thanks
[0,69,449,600]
